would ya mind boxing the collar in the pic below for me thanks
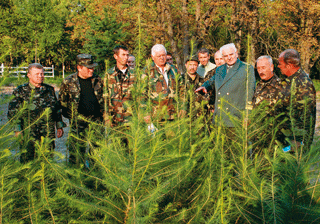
[187,72,199,81]
[155,63,170,74]
[29,82,43,90]
[262,74,279,83]
[115,65,128,74]
[285,67,303,81]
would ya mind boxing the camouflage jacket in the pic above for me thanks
[7,83,65,138]
[252,74,284,109]
[106,66,135,126]
[59,72,104,120]
[144,62,181,121]
[280,68,316,145]
[251,74,287,147]
[181,72,206,116]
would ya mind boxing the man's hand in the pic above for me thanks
[195,86,207,94]
[144,115,151,124]
[57,128,64,138]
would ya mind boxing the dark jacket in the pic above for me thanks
[203,59,256,127]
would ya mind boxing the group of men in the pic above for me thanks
[7,42,316,165]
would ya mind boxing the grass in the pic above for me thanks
[313,79,320,92]
[0,72,74,88]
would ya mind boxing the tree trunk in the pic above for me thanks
[247,0,259,66]
[230,0,243,54]
[161,0,183,72]
[181,0,190,71]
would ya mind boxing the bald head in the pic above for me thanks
[214,51,225,67]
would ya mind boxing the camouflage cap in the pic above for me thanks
[185,55,199,64]
[76,54,98,68]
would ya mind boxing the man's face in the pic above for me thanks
[278,55,290,77]
[77,65,94,79]
[185,61,199,75]
[166,55,173,64]
[114,49,129,66]
[27,67,44,87]
[257,58,274,81]
[221,47,238,66]
[214,52,225,67]
[152,50,167,67]
[127,56,135,68]
[198,53,210,66]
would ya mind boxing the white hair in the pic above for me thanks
[151,44,167,56]
[256,55,273,65]
[220,43,237,55]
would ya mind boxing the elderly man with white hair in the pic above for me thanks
[143,44,181,123]
[195,43,256,128]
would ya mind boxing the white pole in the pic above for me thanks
[0,63,3,77]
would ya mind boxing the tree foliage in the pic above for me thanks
[1,82,320,222]
[1,0,320,74]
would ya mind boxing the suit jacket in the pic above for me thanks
[203,59,255,127]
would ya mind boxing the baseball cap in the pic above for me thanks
[185,55,199,64]
[76,54,98,68]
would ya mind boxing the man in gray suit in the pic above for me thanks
[195,43,256,128]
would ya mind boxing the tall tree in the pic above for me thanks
[0,0,66,65]
[271,0,320,73]
[83,7,128,71]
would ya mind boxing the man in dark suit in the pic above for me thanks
[195,43,256,128]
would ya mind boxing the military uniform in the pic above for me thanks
[181,72,207,117]
[252,74,283,108]
[59,72,104,120]
[106,66,135,126]
[59,71,104,166]
[8,83,65,162]
[280,68,316,149]
[251,74,287,150]
[144,62,181,121]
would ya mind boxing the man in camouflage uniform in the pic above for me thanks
[253,56,283,108]
[277,49,316,151]
[143,44,181,124]
[106,45,135,127]
[181,56,206,117]
[8,63,65,163]
[251,56,286,151]
[59,54,104,166]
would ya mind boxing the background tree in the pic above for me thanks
[1,0,320,75]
